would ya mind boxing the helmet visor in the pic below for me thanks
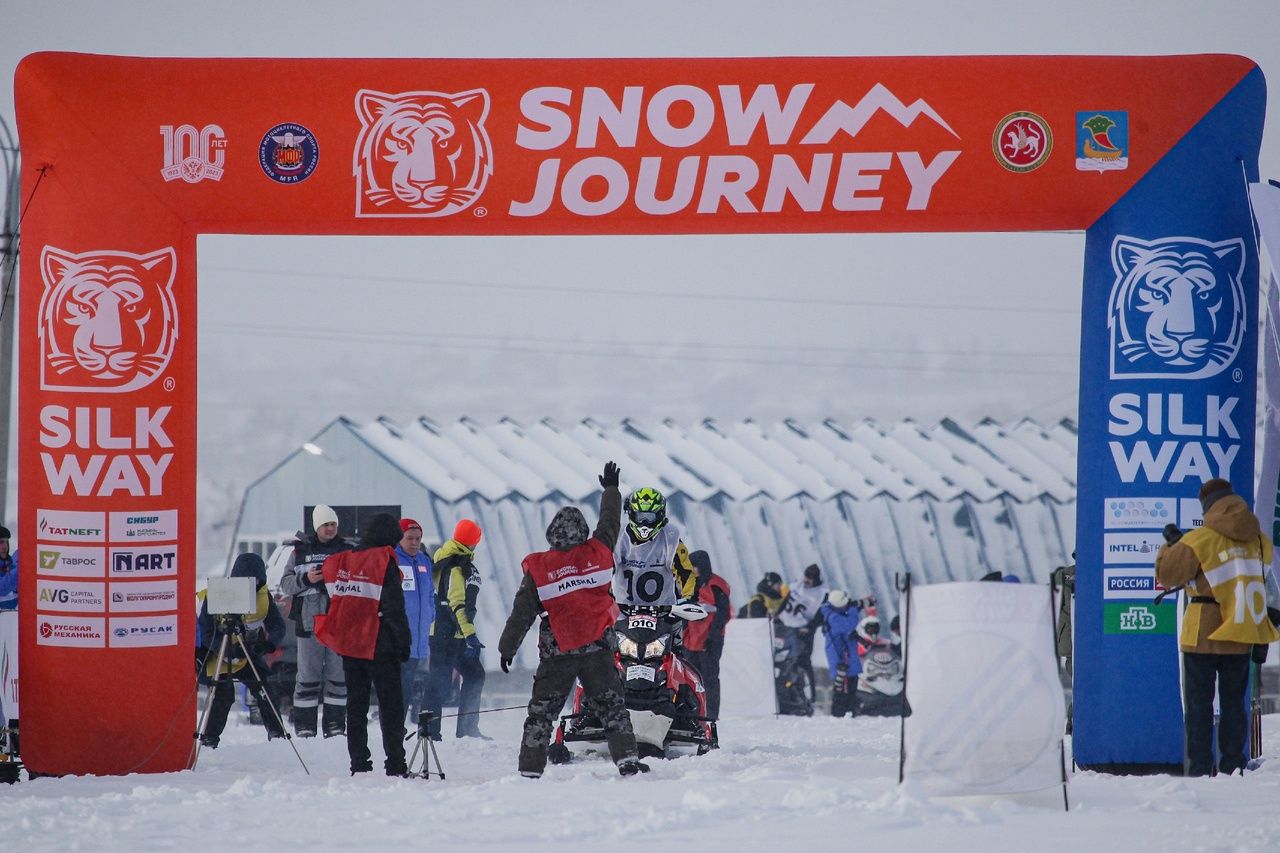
[631,510,661,526]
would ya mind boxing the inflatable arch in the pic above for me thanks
[14,53,1265,774]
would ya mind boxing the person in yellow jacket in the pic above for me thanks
[1156,477,1280,776]
[421,519,489,739]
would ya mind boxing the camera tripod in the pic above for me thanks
[405,711,447,781]
[189,613,310,774]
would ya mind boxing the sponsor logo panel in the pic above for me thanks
[1103,497,1175,530]
[993,111,1052,172]
[108,615,179,648]
[1179,499,1204,530]
[109,545,178,578]
[1108,235,1245,381]
[36,544,106,578]
[259,123,319,184]
[1103,602,1176,635]
[1102,531,1162,565]
[109,510,178,542]
[160,123,227,183]
[38,246,179,393]
[1103,569,1163,600]
[36,615,106,648]
[37,509,106,543]
[36,579,106,613]
[109,580,179,613]
[1076,111,1128,172]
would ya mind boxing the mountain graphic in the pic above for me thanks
[802,82,960,144]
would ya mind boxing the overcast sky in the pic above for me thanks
[3,0,1279,560]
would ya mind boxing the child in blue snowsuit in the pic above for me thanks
[820,591,862,717]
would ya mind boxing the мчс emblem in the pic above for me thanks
[993,111,1052,173]
[1076,111,1128,172]
[259,123,319,184]
[1107,235,1245,380]
[38,246,179,393]
[354,88,493,218]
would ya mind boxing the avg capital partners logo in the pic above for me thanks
[1107,235,1246,381]
[353,88,494,218]
[38,246,179,393]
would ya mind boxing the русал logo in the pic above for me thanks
[354,88,493,218]
[38,246,179,393]
[1108,235,1245,380]
[993,111,1052,172]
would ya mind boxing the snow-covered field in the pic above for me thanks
[5,703,1279,852]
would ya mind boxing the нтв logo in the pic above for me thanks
[1108,235,1245,380]
[259,123,319,184]
[993,111,1052,172]
[38,246,179,393]
[354,88,493,218]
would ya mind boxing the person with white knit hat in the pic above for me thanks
[279,504,353,738]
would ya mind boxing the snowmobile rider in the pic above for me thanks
[498,461,649,779]
[614,486,698,613]
[819,590,863,718]
[196,552,287,748]
[1155,477,1280,777]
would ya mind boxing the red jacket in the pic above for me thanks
[521,538,616,653]
[314,547,395,660]
[685,573,731,651]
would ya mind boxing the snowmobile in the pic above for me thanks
[773,626,815,716]
[554,605,718,759]
[855,643,905,716]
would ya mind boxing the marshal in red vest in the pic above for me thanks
[314,547,395,660]
[685,573,731,651]
[522,538,616,652]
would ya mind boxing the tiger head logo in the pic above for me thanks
[38,246,179,393]
[1108,235,1245,380]
[354,88,493,218]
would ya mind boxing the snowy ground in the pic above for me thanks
[4,704,1280,852]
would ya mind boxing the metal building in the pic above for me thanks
[231,415,1077,668]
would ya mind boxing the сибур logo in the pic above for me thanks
[1108,235,1245,380]
[38,247,179,393]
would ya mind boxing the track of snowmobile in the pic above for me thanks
[5,708,1279,851]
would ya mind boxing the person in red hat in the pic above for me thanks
[422,518,489,739]
[396,518,435,723]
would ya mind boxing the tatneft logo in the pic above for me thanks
[1107,235,1246,380]
[354,89,494,218]
[506,82,961,218]
[38,246,179,393]
[37,510,106,543]
[160,123,227,183]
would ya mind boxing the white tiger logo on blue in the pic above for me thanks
[1107,235,1245,380]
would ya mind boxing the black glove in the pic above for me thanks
[599,461,620,489]
[500,655,513,674]
[1252,643,1269,665]
[1268,607,1280,628]
[1162,523,1183,545]
[249,640,274,658]
[461,635,484,662]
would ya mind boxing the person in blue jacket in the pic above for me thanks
[819,590,863,717]
[196,553,287,747]
[0,526,17,611]
[397,518,436,724]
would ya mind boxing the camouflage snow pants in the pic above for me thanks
[519,645,636,776]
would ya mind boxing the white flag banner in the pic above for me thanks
[902,581,1066,796]
[1250,180,1280,541]
[718,618,777,718]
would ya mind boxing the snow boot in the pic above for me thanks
[199,733,219,749]
[322,704,345,738]
[293,705,318,738]
[617,758,651,777]
[548,743,572,765]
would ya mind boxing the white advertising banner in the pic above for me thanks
[718,618,777,718]
[1249,181,1280,543]
[902,581,1066,796]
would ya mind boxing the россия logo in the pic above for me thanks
[1107,235,1245,380]
[38,246,179,393]
[354,88,493,218]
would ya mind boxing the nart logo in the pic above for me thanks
[1108,235,1245,380]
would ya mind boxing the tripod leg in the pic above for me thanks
[189,634,233,770]
[426,737,446,781]
[234,634,311,776]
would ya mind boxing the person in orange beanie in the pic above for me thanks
[421,518,489,739]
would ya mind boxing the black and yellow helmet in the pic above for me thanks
[626,487,667,541]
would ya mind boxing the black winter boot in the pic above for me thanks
[322,703,346,738]
[617,758,651,777]
[294,705,318,738]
